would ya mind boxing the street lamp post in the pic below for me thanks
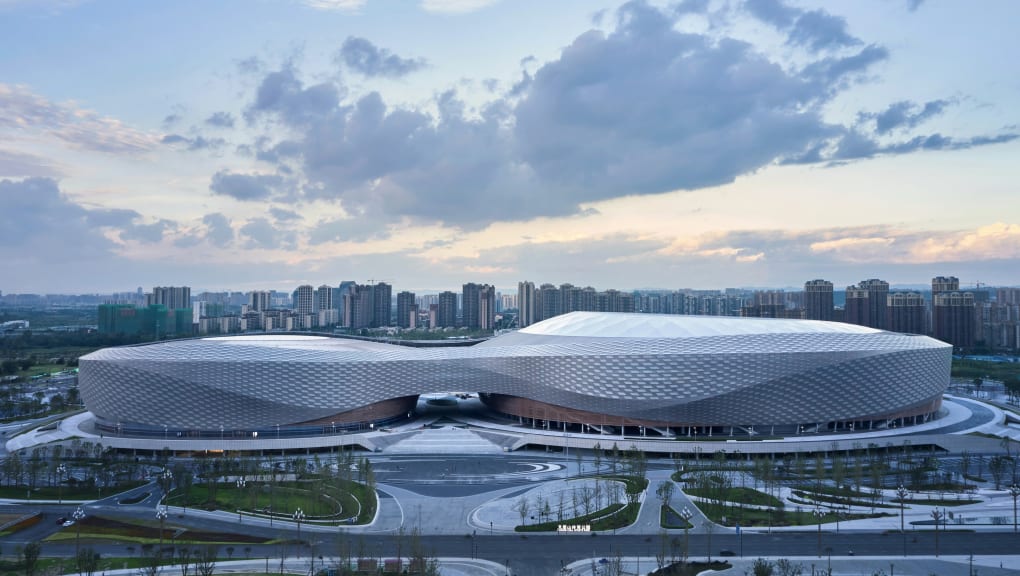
[236,478,246,522]
[680,507,694,564]
[161,469,174,508]
[156,505,168,562]
[812,506,825,557]
[931,509,944,557]
[293,508,305,557]
[56,463,66,504]
[896,485,909,557]
[72,505,86,562]
[1009,484,1020,534]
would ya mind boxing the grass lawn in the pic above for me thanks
[683,486,782,508]
[170,478,376,525]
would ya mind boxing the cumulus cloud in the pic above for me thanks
[209,170,286,201]
[860,99,952,134]
[301,0,365,10]
[239,217,294,249]
[244,66,340,125]
[746,0,861,51]
[0,148,63,177]
[337,37,427,78]
[419,0,499,14]
[233,0,1014,231]
[0,84,157,154]
[161,133,226,151]
[205,111,236,128]
[119,218,176,243]
[269,206,301,222]
[202,213,234,246]
[0,178,149,262]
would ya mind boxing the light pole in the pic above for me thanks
[704,520,713,564]
[812,506,825,557]
[236,478,246,522]
[896,484,909,557]
[681,507,697,562]
[293,508,305,557]
[1009,484,1020,534]
[156,505,168,561]
[72,505,86,562]
[57,463,66,504]
[161,469,174,508]
[931,508,944,557]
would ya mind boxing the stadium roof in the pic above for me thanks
[518,311,883,339]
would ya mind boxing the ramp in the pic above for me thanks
[382,426,505,454]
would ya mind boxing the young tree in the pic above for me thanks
[76,547,100,576]
[20,541,41,576]
[195,545,218,576]
[752,557,775,576]
[513,495,530,526]
[655,480,675,511]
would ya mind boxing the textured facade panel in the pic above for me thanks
[78,312,951,430]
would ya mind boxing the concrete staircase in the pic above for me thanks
[382,426,505,454]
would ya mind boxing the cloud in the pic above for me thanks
[0,148,63,177]
[337,37,427,78]
[244,66,340,125]
[209,170,286,201]
[202,212,234,246]
[746,0,862,51]
[239,217,294,249]
[860,99,952,134]
[161,133,226,151]
[419,0,499,14]
[119,218,176,243]
[269,206,301,222]
[0,178,140,262]
[234,1,1013,231]
[300,0,365,11]
[205,111,236,128]
[0,84,156,154]
[906,0,925,12]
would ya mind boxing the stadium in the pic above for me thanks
[78,312,952,440]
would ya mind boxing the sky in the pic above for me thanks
[1,0,1018,294]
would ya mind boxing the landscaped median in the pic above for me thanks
[515,475,648,532]
[43,514,274,547]
[168,477,377,526]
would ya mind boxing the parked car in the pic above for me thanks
[55,517,67,525]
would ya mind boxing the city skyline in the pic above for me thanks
[1,0,1019,292]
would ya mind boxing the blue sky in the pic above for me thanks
[1,0,1018,293]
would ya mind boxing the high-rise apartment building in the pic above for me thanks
[518,281,536,328]
[147,286,191,311]
[803,279,834,321]
[887,292,926,334]
[396,291,417,329]
[844,279,888,329]
[479,284,496,331]
[537,283,561,321]
[461,283,496,331]
[315,285,333,313]
[249,290,270,312]
[293,285,315,316]
[437,291,457,327]
[931,275,960,337]
[933,291,975,348]
[462,283,482,329]
[372,282,392,327]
